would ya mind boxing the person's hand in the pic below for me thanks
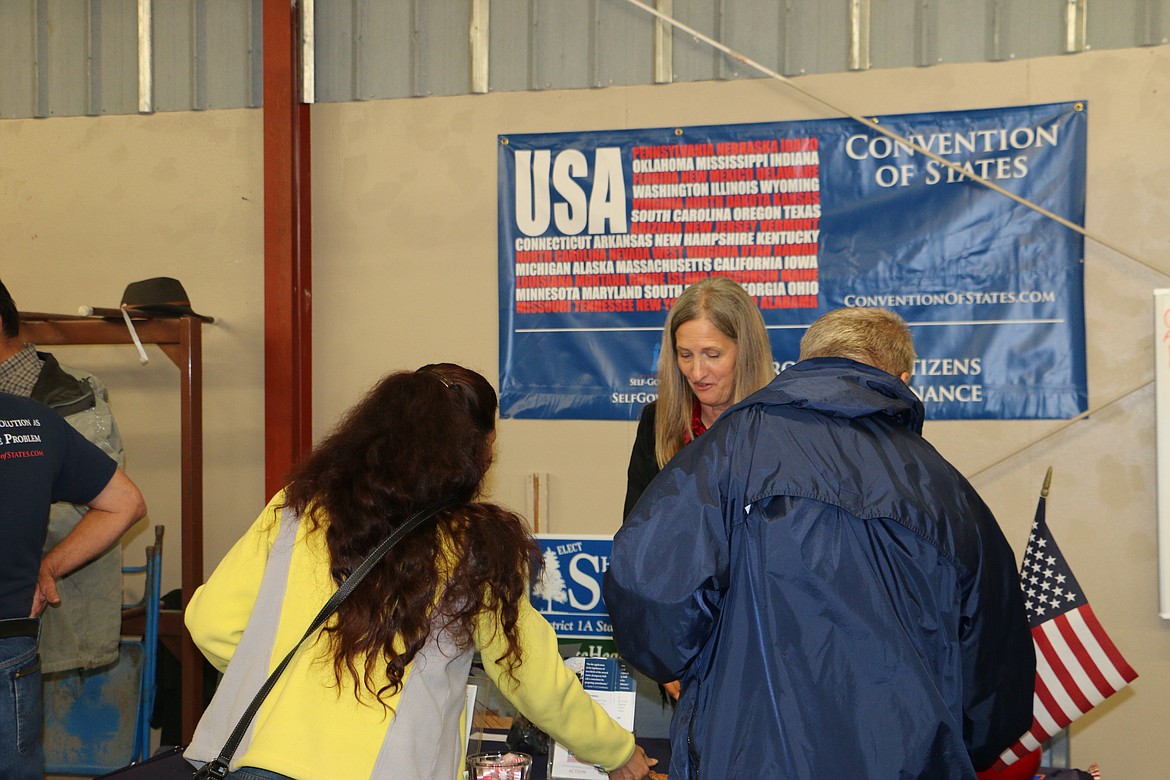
[662,679,681,700]
[605,744,657,780]
[30,563,62,617]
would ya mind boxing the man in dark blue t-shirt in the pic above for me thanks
[0,391,146,780]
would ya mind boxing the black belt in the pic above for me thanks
[0,618,38,639]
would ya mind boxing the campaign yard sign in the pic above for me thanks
[532,534,618,657]
[498,102,1088,421]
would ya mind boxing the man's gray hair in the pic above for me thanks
[798,307,915,378]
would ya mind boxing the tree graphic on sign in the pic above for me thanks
[533,549,568,610]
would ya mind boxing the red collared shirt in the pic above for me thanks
[685,397,708,443]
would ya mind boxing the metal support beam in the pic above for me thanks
[848,0,871,71]
[471,0,489,93]
[1064,0,1087,53]
[653,0,672,84]
[263,0,313,501]
[137,0,153,113]
[301,0,316,103]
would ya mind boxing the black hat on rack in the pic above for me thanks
[120,277,213,322]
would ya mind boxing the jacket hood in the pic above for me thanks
[742,356,925,434]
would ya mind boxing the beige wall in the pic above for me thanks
[4,44,1167,775]
[0,110,266,588]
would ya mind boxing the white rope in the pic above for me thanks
[621,0,1168,279]
[965,380,1152,483]
[121,306,150,365]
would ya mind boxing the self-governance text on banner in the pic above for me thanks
[497,102,1088,421]
[994,491,1138,768]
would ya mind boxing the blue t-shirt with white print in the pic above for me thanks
[0,392,116,619]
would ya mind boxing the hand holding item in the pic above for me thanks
[604,744,658,780]
[662,680,681,700]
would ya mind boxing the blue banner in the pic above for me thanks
[499,102,1088,420]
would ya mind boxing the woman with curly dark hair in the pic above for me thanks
[184,364,653,780]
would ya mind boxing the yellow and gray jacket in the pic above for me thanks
[185,494,635,780]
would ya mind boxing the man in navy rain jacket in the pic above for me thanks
[604,307,1034,780]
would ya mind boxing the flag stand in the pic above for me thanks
[1041,728,1071,769]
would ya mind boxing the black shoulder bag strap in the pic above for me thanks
[194,501,457,780]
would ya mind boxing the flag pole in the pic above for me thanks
[1038,466,1069,769]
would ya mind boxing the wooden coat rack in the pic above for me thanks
[20,309,207,741]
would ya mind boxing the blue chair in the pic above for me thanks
[43,526,164,776]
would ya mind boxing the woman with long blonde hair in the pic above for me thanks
[623,277,774,519]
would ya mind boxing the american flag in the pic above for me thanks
[993,492,1138,768]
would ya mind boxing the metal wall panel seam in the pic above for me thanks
[193,0,207,110]
[412,0,427,96]
[779,0,794,76]
[987,0,1005,60]
[528,0,539,90]
[590,0,602,87]
[35,0,48,117]
[352,0,364,100]
[1139,0,1167,46]
[86,0,101,115]
[137,0,153,113]
[713,0,727,78]
[250,0,263,107]
[916,0,938,67]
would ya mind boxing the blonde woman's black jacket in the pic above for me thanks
[623,401,659,521]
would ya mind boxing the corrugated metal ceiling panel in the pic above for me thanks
[0,0,1167,119]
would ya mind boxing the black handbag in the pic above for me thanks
[95,745,193,779]
[96,503,453,780]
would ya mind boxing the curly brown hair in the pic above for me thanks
[282,363,538,704]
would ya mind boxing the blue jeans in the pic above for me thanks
[227,768,295,780]
[0,634,42,780]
